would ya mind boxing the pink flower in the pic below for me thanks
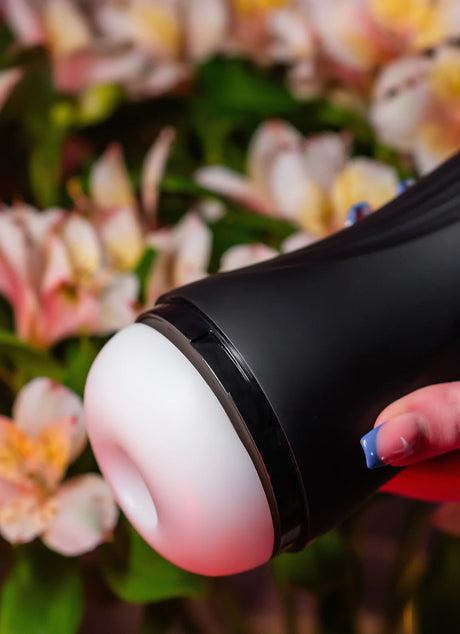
[85,128,175,271]
[220,242,278,271]
[371,45,460,173]
[196,120,398,235]
[145,212,212,304]
[0,378,118,555]
[0,205,139,347]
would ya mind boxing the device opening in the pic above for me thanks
[103,444,158,534]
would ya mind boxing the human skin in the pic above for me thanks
[360,382,460,502]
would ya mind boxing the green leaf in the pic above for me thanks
[271,530,347,594]
[196,58,298,119]
[101,522,206,603]
[161,175,213,197]
[0,547,83,634]
[60,337,102,397]
[134,247,157,304]
[29,124,66,208]
[0,329,64,382]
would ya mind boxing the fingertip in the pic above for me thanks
[360,424,387,469]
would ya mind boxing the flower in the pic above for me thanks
[371,44,460,173]
[145,212,212,304]
[2,0,228,98]
[0,378,118,555]
[83,127,175,271]
[196,119,398,235]
[220,243,278,271]
[0,205,139,348]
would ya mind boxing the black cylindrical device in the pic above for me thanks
[85,151,460,575]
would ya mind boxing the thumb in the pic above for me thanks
[360,382,460,469]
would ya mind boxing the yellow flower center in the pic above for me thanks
[0,419,70,495]
[371,0,432,28]
[298,183,330,236]
[331,162,396,226]
[0,423,33,485]
[431,48,460,105]
[129,1,180,57]
[233,0,288,17]
[370,0,442,49]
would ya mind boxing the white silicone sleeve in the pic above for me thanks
[84,323,274,575]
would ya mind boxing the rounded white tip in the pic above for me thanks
[84,323,274,575]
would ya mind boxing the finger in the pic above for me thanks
[360,382,460,468]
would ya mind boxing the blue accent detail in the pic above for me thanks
[360,426,386,469]
[397,178,415,195]
[345,201,372,227]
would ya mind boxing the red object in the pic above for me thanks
[380,451,460,502]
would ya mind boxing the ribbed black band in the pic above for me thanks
[137,297,309,554]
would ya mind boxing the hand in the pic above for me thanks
[360,382,460,502]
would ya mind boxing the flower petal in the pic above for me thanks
[302,133,350,190]
[42,474,119,556]
[268,150,329,233]
[220,243,278,272]
[2,0,44,47]
[43,0,92,56]
[185,0,229,61]
[413,122,460,174]
[38,285,99,347]
[40,234,74,295]
[0,210,30,302]
[53,50,146,94]
[97,207,144,272]
[0,478,21,507]
[33,422,72,490]
[13,378,86,463]
[195,166,267,212]
[370,56,432,153]
[247,120,302,194]
[141,127,175,221]
[281,231,317,253]
[267,8,314,62]
[61,214,102,281]
[90,144,135,210]
[96,273,139,335]
[0,68,23,111]
[0,417,33,485]
[145,213,211,304]
[330,158,399,227]
[0,494,56,545]
[125,0,181,58]
[170,213,212,287]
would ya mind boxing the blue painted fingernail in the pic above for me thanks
[345,201,372,227]
[360,425,386,469]
[397,178,415,195]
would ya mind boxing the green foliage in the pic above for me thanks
[271,530,348,594]
[196,58,299,120]
[0,329,64,386]
[0,547,84,634]
[134,247,158,304]
[101,521,206,604]
[59,337,102,398]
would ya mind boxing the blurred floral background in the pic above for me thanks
[0,0,459,632]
